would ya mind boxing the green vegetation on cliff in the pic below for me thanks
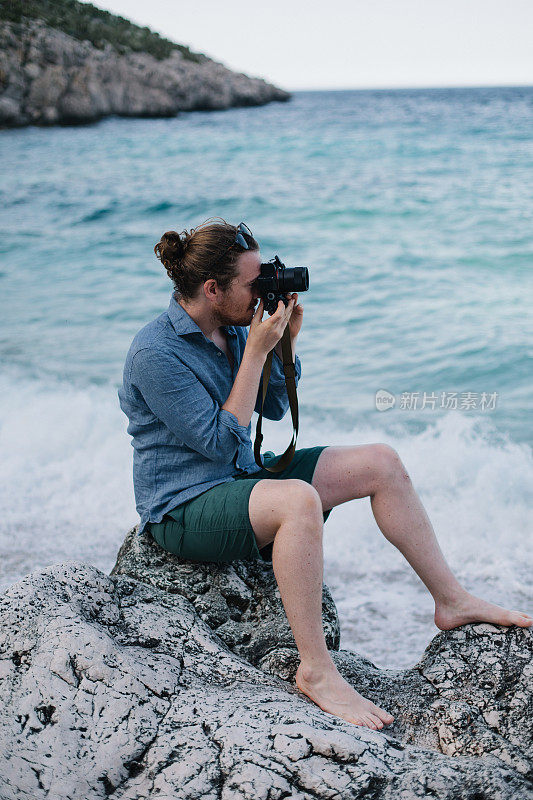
[0,0,204,62]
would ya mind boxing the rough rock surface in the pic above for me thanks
[0,19,290,128]
[0,526,530,799]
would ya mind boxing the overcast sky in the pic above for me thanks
[86,0,533,91]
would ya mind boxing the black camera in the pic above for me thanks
[255,255,309,314]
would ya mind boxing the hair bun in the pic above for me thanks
[154,230,188,269]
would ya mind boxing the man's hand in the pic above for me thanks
[248,296,296,360]
[268,292,303,338]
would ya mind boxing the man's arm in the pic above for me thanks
[130,347,260,463]
[221,344,267,427]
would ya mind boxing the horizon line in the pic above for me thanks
[283,81,533,93]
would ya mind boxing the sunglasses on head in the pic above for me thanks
[216,222,253,263]
[233,222,253,249]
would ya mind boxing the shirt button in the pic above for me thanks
[217,351,222,356]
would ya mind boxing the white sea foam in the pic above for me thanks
[1,372,531,669]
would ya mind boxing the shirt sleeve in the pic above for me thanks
[129,347,250,463]
[254,347,302,421]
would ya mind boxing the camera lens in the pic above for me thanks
[281,267,309,292]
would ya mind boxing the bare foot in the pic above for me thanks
[435,591,533,631]
[295,662,394,730]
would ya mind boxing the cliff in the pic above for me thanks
[0,8,290,128]
[0,526,531,799]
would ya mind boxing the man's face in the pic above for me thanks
[214,250,261,327]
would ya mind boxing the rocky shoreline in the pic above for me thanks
[0,525,531,799]
[0,19,290,128]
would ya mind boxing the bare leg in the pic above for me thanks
[311,444,532,629]
[248,478,394,730]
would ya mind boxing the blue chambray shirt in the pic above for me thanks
[118,291,302,535]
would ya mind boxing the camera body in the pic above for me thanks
[256,255,309,314]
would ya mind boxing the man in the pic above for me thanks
[119,219,532,731]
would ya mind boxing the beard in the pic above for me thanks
[214,296,257,327]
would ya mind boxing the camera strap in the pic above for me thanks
[254,325,299,471]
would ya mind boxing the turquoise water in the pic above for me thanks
[1,87,532,667]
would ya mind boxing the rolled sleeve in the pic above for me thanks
[219,408,253,470]
[219,408,250,443]
[130,347,251,463]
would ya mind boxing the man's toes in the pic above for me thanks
[509,610,531,625]
[370,704,394,724]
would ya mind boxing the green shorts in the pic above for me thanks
[148,446,331,564]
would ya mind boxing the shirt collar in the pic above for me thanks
[167,292,237,337]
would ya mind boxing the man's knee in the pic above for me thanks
[248,478,322,539]
[282,479,323,519]
[370,444,409,485]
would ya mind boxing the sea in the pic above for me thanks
[1,86,532,669]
